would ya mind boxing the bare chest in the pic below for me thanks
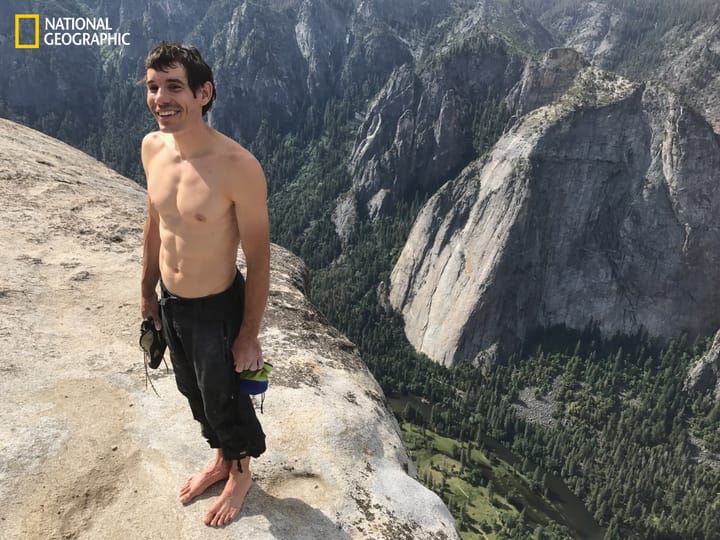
[148,157,231,224]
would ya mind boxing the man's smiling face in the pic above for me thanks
[145,64,209,133]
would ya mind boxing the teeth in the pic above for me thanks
[158,111,177,117]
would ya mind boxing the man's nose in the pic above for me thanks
[155,87,171,104]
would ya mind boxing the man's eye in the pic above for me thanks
[147,86,158,93]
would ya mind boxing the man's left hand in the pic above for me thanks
[232,331,264,372]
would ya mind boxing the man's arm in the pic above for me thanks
[141,196,162,329]
[230,152,270,372]
[140,135,162,330]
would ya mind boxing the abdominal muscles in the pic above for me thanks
[159,209,240,298]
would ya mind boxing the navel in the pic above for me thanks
[194,213,207,222]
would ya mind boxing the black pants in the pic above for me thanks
[160,272,265,462]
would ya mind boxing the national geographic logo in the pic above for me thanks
[15,14,39,48]
[14,14,131,48]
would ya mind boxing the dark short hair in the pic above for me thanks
[144,41,216,115]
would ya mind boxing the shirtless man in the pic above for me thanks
[140,42,269,528]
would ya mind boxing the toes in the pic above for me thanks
[205,506,224,527]
[224,510,236,526]
[212,511,224,528]
[203,511,214,526]
[179,486,194,504]
[213,508,233,527]
[226,509,239,525]
[203,506,240,527]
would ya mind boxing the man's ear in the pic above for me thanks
[199,81,213,105]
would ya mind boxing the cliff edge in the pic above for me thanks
[0,118,457,539]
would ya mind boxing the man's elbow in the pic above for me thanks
[245,250,270,275]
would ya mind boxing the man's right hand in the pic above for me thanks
[141,292,162,331]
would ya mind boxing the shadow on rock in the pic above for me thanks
[244,484,351,540]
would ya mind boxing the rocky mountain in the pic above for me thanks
[686,330,720,400]
[0,0,552,178]
[390,63,720,366]
[332,0,562,236]
[0,118,457,539]
[339,35,521,234]
[525,0,720,131]
[4,1,720,375]
[506,47,588,117]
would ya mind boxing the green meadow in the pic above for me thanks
[401,423,586,539]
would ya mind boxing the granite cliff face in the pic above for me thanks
[506,48,588,117]
[0,119,457,539]
[687,330,720,400]
[342,36,522,228]
[390,68,720,367]
[334,0,558,236]
[653,23,720,134]
[531,1,623,68]
[529,1,720,132]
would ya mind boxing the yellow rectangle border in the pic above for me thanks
[15,14,40,49]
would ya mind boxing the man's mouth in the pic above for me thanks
[157,110,179,118]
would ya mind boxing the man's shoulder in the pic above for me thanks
[215,133,262,175]
[141,131,166,160]
[142,130,165,147]
[214,132,255,162]
[213,135,266,201]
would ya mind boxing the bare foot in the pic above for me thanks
[204,457,252,527]
[179,449,231,504]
